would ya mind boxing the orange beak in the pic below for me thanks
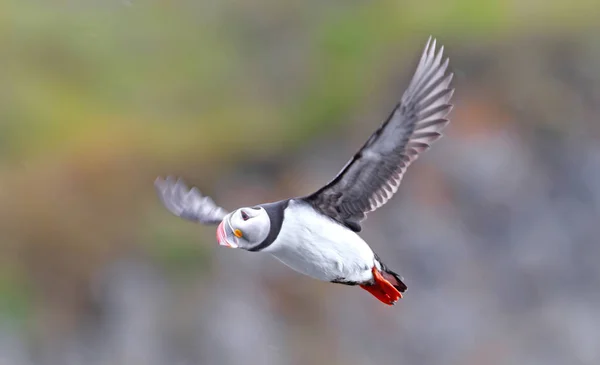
[216,220,238,248]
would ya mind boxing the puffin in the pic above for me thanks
[155,37,454,306]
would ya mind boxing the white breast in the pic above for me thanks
[262,200,375,283]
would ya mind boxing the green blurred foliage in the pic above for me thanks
[0,265,32,325]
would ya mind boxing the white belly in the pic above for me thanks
[262,200,375,283]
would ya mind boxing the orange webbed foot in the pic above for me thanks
[360,267,402,305]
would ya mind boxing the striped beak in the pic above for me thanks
[216,219,238,248]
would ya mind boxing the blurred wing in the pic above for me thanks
[154,176,229,225]
[303,37,454,232]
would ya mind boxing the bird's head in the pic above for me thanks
[216,206,270,250]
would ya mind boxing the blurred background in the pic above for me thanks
[1,1,600,364]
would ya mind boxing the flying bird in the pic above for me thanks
[155,37,454,305]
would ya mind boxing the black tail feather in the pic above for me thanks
[382,269,408,292]
[376,256,407,292]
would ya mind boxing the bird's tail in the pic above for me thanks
[380,268,408,293]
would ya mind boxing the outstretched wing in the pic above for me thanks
[302,37,454,232]
[154,176,229,225]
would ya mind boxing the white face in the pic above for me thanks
[216,206,270,250]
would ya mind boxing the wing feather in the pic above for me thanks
[155,176,228,225]
[302,37,454,231]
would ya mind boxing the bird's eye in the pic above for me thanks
[241,210,249,221]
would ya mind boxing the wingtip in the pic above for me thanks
[425,35,432,50]
[423,36,449,61]
[448,85,455,96]
[154,176,166,190]
[154,175,190,191]
[436,45,445,60]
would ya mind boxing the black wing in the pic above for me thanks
[155,176,229,225]
[302,37,454,232]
